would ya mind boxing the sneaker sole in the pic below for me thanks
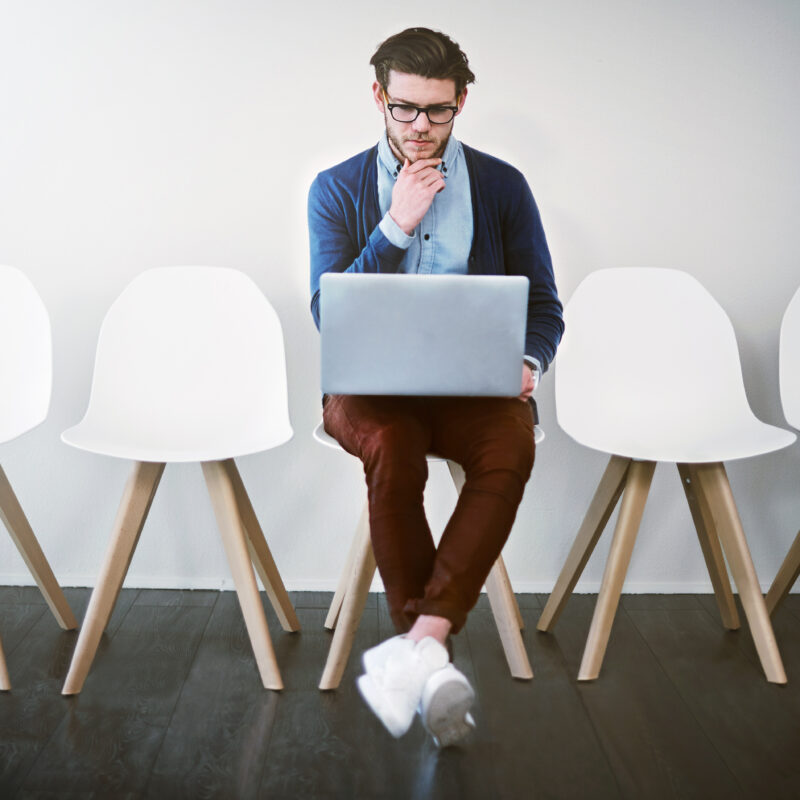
[421,673,475,747]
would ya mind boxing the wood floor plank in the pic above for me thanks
[0,591,95,795]
[17,601,214,795]
[620,593,702,610]
[2,589,800,798]
[466,606,620,800]
[258,603,402,799]
[58,603,214,716]
[0,586,52,605]
[15,791,139,799]
[131,588,218,607]
[513,592,541,610]
[0,604,47,657]
[626,606,800,798]
[288,590,337,609]
[18,709,167,795]
[144,592,280,800]
[540,594,741,799]
[780,594,800,622]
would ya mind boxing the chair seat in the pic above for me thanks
[313,419,545,455]
[63,420,293,463]
[568,414,795,464]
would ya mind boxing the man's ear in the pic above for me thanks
[455,87,468,116]
[372,81,386,114]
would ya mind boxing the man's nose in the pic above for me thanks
[411,111,431,133]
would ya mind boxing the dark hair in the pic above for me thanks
[370,28,475,97]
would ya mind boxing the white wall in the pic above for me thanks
[1,0,798,593]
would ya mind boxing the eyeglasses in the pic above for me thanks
[382,90,459,125]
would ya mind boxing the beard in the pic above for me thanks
[386,123,450,164]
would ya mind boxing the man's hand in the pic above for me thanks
[388,158,446,235]
[518,363,536,401]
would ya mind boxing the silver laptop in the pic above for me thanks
[320,273,528,396]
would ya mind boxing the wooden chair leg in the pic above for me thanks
[324,518,363,631]
[223,459,300,633]
[678,464,740,630]
[62,461,164,695]
[486,559,533,679]
[203,460,282,691]
[319,503,375,690]
[694,463,787,684]
[0,633,10,691]
[447,460,532,677]
[0,465,77,630]
[766,529,800,616]
[492,554,524,630]
[538,456,631,632]
[579,459,656,681]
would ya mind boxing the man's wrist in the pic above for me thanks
[379,211,414,249]
[523,357,542,389]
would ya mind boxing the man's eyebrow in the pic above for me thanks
[389,96,457,107]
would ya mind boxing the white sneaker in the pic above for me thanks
[362,634,413,682]
[358,636,449,738]
[419,663,476,747]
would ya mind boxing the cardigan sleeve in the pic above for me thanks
[308,172,406,330]
[501,174,564,371]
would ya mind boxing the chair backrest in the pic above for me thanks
[0,266,51,444]
[555,268,769,462]
[780,285,800,430]
[65,267,292,461]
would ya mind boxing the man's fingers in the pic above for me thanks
[419,171,445,188]
[398,167,443,184]
[401,157,442,173]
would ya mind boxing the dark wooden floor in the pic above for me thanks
[2,587,800,799]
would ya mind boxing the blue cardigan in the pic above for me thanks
[308,143,564,370]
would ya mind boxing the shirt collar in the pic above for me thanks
[377,130,462,181]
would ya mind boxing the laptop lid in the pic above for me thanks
[320,273,528,396]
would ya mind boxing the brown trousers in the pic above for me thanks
[323,394,535,633]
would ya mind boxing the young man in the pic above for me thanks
[308,28,563,746]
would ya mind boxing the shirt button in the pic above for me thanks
[424,234,430,241]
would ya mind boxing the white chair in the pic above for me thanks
[61,267,299,695]
[315,422,544,690]
[766,285,800,613]
[0,266,77,690]
[537,268,796,683]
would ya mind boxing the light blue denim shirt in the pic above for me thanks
[376,132,473,275]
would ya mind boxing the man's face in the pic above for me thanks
[373,71,467,164]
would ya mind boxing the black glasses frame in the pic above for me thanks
[382,90,459,125]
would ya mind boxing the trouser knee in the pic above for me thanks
[465,433,535,494]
